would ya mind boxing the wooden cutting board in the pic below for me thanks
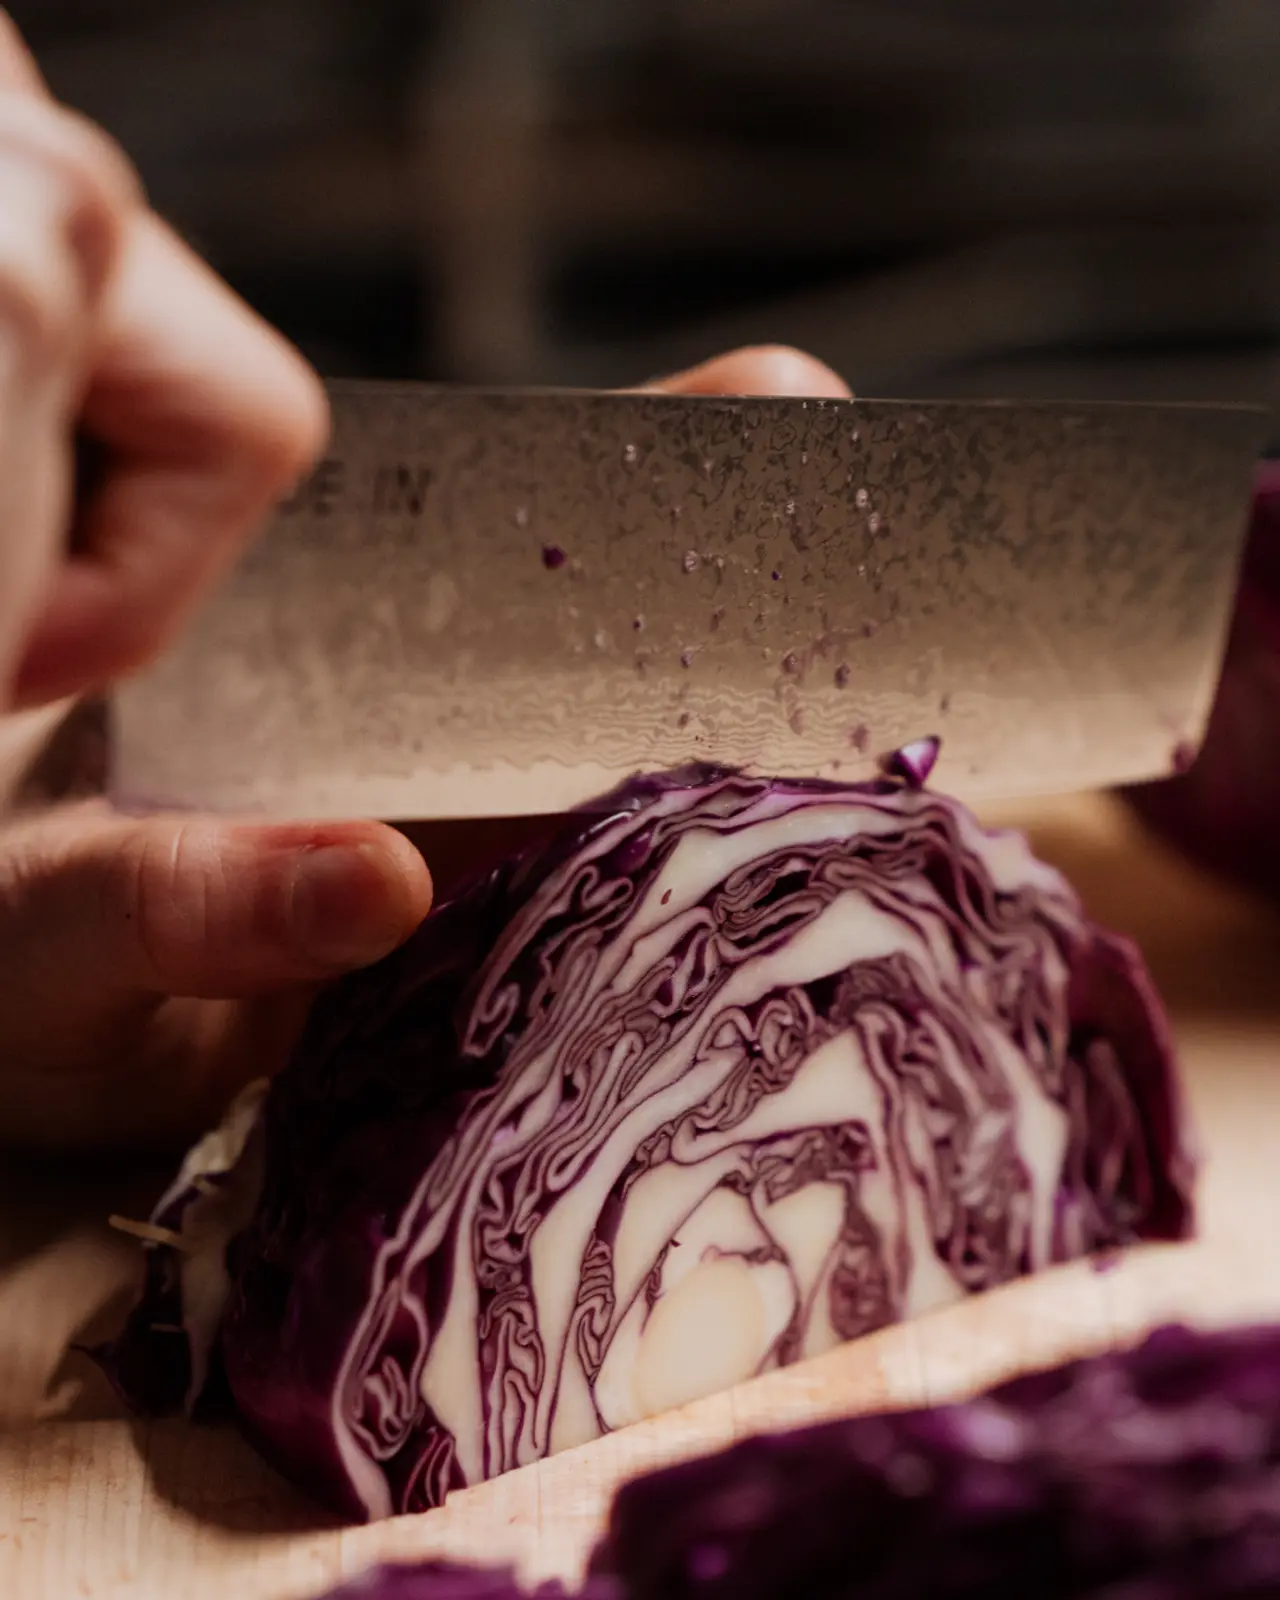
[3,792,1280,1600]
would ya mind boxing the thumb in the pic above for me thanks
[0,804,433,1005]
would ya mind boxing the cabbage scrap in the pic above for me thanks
[96,762,1193,1521]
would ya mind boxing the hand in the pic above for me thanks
[0,13,327,712]
[0,340,847,1153]
[0,800,434,1150]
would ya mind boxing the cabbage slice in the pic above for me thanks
[97,762,1192,1521]
[593,1321,1280,1599]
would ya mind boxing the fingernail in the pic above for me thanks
[291,844,415,969]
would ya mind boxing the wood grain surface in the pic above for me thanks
[2,792,1279,1600]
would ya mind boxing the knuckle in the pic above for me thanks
[0,99,137,365]
[112,819,204,987]
[54,108,140,296]
[743,344,823,390]
[0,224,75,369]
[246,364,331,503]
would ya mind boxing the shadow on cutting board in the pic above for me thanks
[123,1416,341,1536]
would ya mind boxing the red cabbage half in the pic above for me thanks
[97,763,1193,1521]
[1127,464,1280,897]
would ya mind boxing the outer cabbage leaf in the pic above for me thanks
[592,1321,1280,1599]
[1127,464,1280,897]
[97,764,1192,1521]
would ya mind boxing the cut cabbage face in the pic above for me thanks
[97,762,1193,1521]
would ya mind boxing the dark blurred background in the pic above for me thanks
[16,0,1280,410]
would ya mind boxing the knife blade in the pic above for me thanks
[108,385,1269,820]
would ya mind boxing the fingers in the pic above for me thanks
[0,806,433,1011]
[0,10,326,708]
[644,344,852,400]
[0,86,139,701]
[13,213,330,705]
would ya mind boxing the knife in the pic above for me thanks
[107,385,1269,820]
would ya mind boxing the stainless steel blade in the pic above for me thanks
[109,385,1269,819]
